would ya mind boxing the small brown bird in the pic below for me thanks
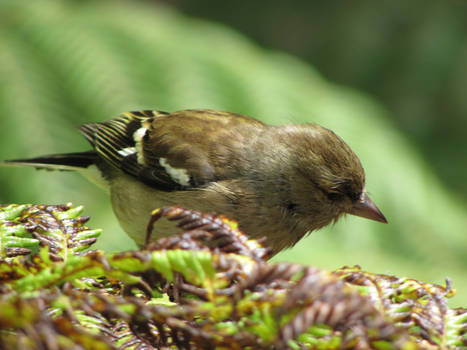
[2,109,387,254]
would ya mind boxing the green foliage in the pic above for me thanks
[0,0,466,307]
[0,203,466,349]
[0,203,101,261]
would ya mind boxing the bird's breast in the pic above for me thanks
[109,173,308,253]
[109,173,231,247]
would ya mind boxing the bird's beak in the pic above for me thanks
[348,192,388,223]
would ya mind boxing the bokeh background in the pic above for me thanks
[0,0,466,306]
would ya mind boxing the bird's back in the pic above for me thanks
[80,109,267,191]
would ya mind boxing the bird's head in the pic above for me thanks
[274,124,387,231]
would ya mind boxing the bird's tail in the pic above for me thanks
[1,152,98,171]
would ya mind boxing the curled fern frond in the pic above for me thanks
[146,206,270,261]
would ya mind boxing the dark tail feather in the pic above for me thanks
[1,151,98,171]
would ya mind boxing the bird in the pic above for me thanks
[1,109,387,255]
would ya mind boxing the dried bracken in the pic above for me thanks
[0,204,465,349]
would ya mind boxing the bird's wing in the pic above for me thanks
[80,109,265,191]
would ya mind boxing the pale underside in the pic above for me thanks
[108,171,308,253]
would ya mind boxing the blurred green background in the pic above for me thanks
[0,0,465,306]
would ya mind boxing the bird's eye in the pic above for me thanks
[348,192,361,202]
[340,184,360,201]
[326,191,344,201]
[286,202,298,212]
